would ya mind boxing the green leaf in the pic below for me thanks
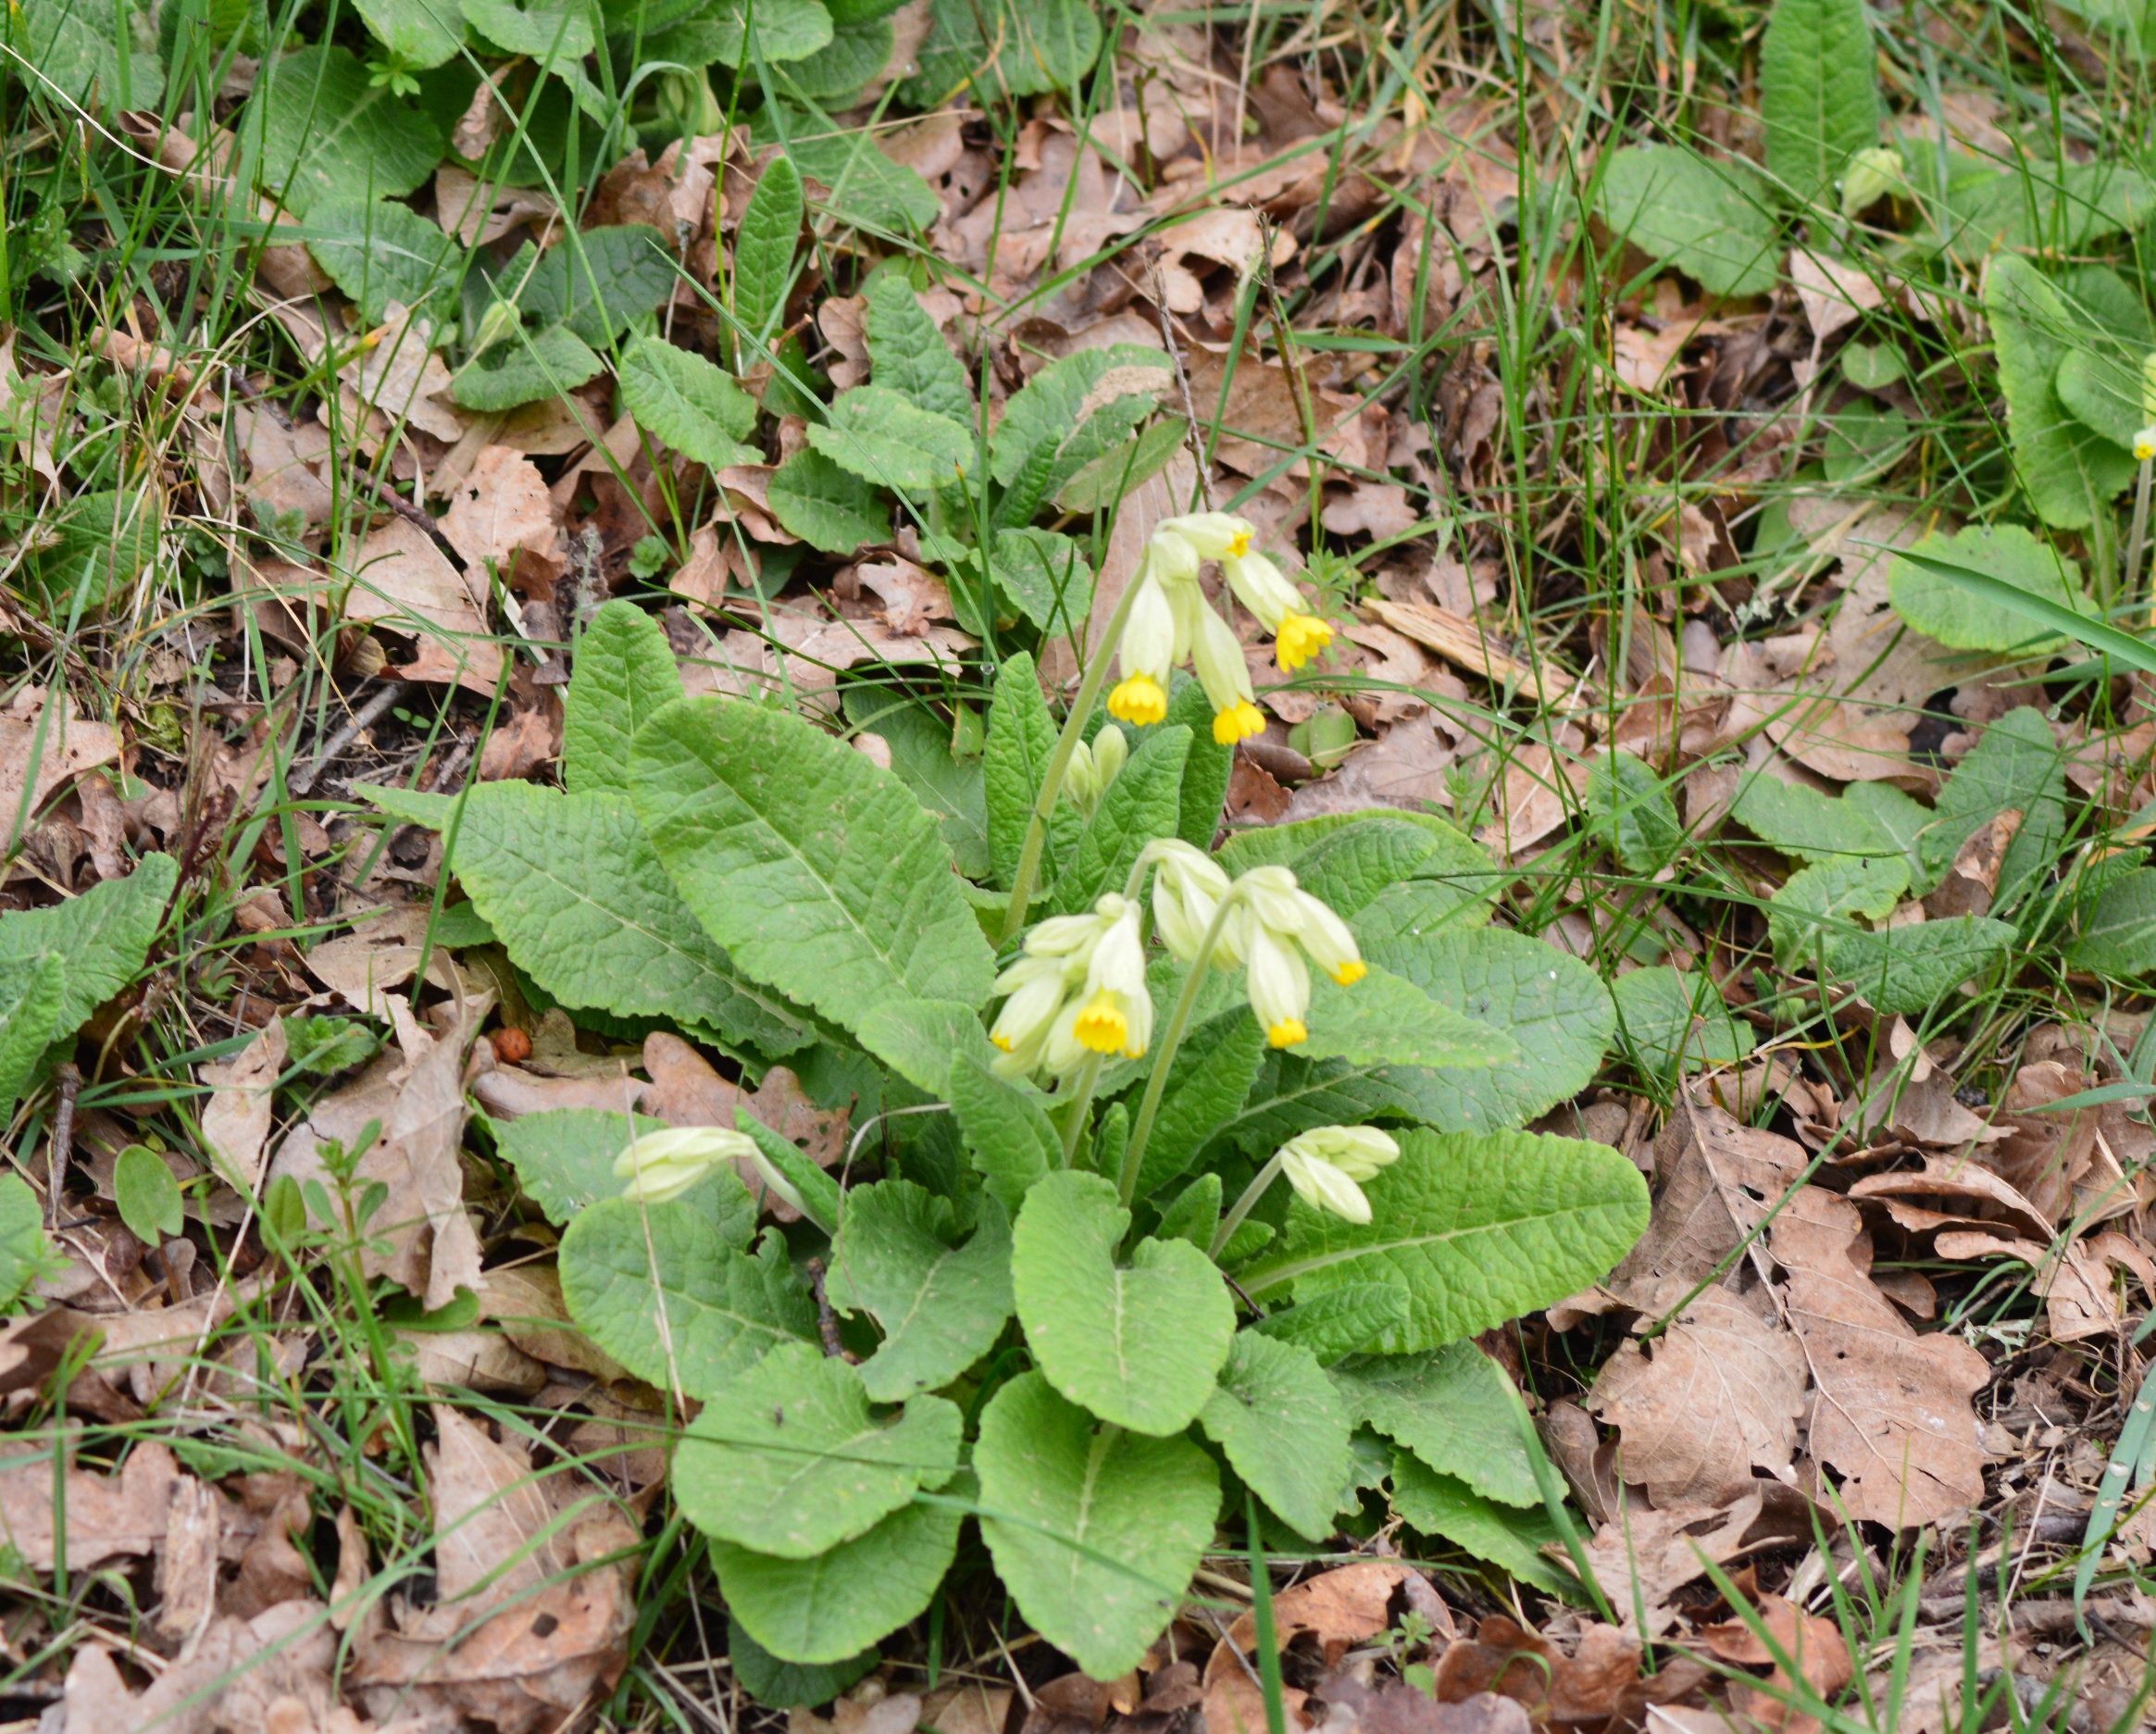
[491,1106,740,1226]
[350,0,463,63]
[767,449,890,552]
[527,225,679,347]
[727,1617,876,1707]
[832,1181,1014,1400]
[0,955,64,1111]
[448,782,816,1054]
[1923,706,2066,909]
[1132,1010,1265,1201]
[2057,348,2149,451]
[843,688,990,881]
[704,0,834,60]
[1587,750,1683,873]
[1331,1344,1538,1507]
[1886,540,2156,681]
[0,854,176,1048]
[1731,773,1903,865]
[1296,965,1519,1073]
[714,1489,966,1665]
[864,272,974,422]
[1251,1285,1411,1366]
[903,0,1102,104]
[114,1146,184,1245]
[948,1054,1059,1211]
[631,697,997,1037]
[989,345,1170,492]
[1759,0,1879,206]
[29,485,161,612]
[1218,808,1496,895]
[1388,1453,1572,1595]
[766,117,939,231]
[1986,255,2137,529]
[564,599,687,794]
[809,387,973,491]
[673,1342,962,1555]
[256,46,445,218]
[1049,726,1189,915]
[1289,818,1453,918]
[1199,1332,1353,1539]
[1055,418,1189,515]
[14,0,162,112]
[734,156,804,348]
[1888,524,2095,653]
[304,197,464,324]
[973,1371,1219,1679]
[463,0,593,59]
[1769,854,1911,962]
[1011,1171,1235,1434]
[2069,867,2156,976]
[559,1201,816,1395]
[1155,1173,1221,1249]
[452,323,605,411]
[1610,966,1753,1078]
[618,337,761,470]
[984,652,1079,891]
[858,999,1002,1097]
[737,1109,841,1234]
[1948,161,2156,255]
[0,1177,55,1312]
[1597,144,1780,299]
[987,529,1094,637]
[1827,917,2018,1017]
[355,782,458,829]
[1243,1129,1651,1353]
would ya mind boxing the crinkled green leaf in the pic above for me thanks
[1950,162,2156,255]
[736,1108,841,1234]
[769,118,939,230]
[1597,144,1780,299]
[350,0,462,63]
[987,529,1093,636]
[810,386,972,491]
[1587,749,1683,873]
[948,1054,1059,1211]
[563,599,685,794]
[1332,1344,1538,1507]
[983,652,1079,891]
[832,1181,1014,1401]
[1219,809,1498,904]
[766,448,890,551]
[1200,1331,1353,1539]
[1986,254,2137,529]
[304,197,465,324]
[618,337,761,470]
[0,1177,55,1312]
[1731,772,1902,865]
[859,999,1002,1098]
[902,0,1102,104]
[448,781,816,1054]
[734,156,804,348]
[727,1616,876,1707]
[1244,1129,1651,1353]
[704,0,834,60]
[842,688,990,881]
[0,955,65,1112]
[1055,418,1189,515]
[864,272,973,422]
[632,697,996,1036]
[1388,1453,1572,1594]
[1049,726,1188,915]
[14,0,162,112]
[988,344,1170,490]
[2069,866,2156,977]
[674,1342,962,1555]
[256,46,444,218]
[0,854,176,1047]
[1829,917,2019,1016]
[463,0,592,60]
[1297,964,1519,1073]
[1611,966,1752,1077]
[559,1203,816,1396]
[1888,524,2095,653]
[1769,854,1911,964]
[713,1487,966,1665]
[1252,1285,1412,1366]
[1131,1009,1265,1201]
[1155,1174,1221,1249]
[1922,707,2067,911]
[974,1371,1218,1679]
[1012,1171,1235,1434]
[452,323,604,410]
[1759,0,1879,206]
[527,224,679,346]
[1290,818,1454,918]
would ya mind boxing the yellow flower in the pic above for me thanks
[1044,895,1151,1070]
[1212,700,1266,745]
[1108,674,1168,726]
[1071,990,1129,1054]
[2137,426,2156,464]
[1274,611,1334,672]
[1221,548,1332,672]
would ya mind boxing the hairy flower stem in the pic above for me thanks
[1211,1154,1282,1259]
[2129,459,2152,615]
[999,575,1149,945]
[1060,1053,1104,1166]
[1118,892,1242,1207]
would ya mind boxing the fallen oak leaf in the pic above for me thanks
[1698,1591,1854,1734]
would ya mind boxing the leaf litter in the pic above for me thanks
[6,0,2156,1721]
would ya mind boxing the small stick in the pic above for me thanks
[804,1256,854,1362]
[47,1063,80,1227]
[290,680,413,794]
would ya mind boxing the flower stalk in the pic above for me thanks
[1117,889,1243,1206]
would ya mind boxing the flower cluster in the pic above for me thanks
[991,840,1367,1083]
[1277,1125,1400,1223]
[990,893,1151,1079]
[1105,513,1334,747]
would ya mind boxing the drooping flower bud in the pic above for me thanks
[1276,1125,1400,1223]
[614,1125,757,1204]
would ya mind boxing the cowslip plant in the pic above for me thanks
[363,582,1651,1681]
